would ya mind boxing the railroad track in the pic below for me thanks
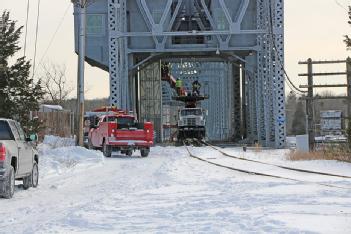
[201,140,351,179]
[183,139,351,190]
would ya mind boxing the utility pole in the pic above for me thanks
[75,0,87,146]
[299,58,351,151]
[347,57,351,125]
[306,58,314,151]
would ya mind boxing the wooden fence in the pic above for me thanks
[31,111,74,140]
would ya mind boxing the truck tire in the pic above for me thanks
[88,139,95,150]
[23,162,39,189]
[140,148,150,157]
[31,162,39,188]
[126,150,133,157]
[2,166,15,199]
[103,142,112,157]
[23,174,31,190]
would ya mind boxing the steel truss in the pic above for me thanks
[106,0,286,147]
[245,0,285,147]
[169,61,233,140]
[108,0,129,109]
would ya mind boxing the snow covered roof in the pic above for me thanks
[39,104,64,112]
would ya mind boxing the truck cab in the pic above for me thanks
[177,108,207,141]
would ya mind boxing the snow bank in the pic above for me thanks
[38,136,104,179]
[42,135,76,148]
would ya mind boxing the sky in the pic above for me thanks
[1,0,350,99]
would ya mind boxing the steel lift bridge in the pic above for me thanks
[73,0,286,148]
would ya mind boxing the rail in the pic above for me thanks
[183,139,351,190]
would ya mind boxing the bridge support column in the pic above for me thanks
[255,0,286,148]
[139,62,163,143]
[108,0,129,110]
[232,64,241,141]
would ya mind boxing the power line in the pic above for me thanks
[36,3,71,70]
[86,0,97,7]
[23,0,30,57]
[32,0,41,78]
[267,1,306,94]
[267,0,307,95]
[334,0,349,11]
[73,0,89,8]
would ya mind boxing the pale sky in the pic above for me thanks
[1,0,350,99]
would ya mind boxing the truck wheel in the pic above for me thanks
[2,166,15,199]
[126,150,133,157]
[23,174,31,190]
[103,142,112,157]
[88,139,95,150]
[31,162,39,188]
[23,162,39,189]
[140,149,150,157]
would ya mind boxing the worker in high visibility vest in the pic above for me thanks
[176,78,183,96]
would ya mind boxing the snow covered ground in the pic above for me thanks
[1,138,351,233]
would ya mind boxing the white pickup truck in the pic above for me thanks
[0,118,39,199]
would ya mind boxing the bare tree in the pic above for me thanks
[344,6,351,49]
[40,62,73,105]
[319,90,336,98]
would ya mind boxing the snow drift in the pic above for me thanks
[38,135,104,179]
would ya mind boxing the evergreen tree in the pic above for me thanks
[291,101,306,136]
[0,11,44,133]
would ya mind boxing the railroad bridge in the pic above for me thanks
[73,0,286,148]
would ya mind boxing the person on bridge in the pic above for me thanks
[176,78,183,96]
[192,80,201,96]
[161,63,169,78]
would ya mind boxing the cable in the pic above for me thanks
[86,0,97,7]
[36,3,71,70]
[334,0,349,11]
[267,1,306,94]
[32,0,41,78]
[23,0,30,57]
[267,0,307,94]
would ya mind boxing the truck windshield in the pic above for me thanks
[117,117,134,125]
[0,121,14,140]
[181,109,202,116]
[105,116,135,124]
[116,117,135,129]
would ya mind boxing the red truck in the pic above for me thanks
[88,113,154,157]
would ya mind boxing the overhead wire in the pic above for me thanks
[36,2,71,74]
[267,0,307,95]
[334,0,349,11]
[23,0,30,57]
[32,0,41,78]
[86,0,97,7]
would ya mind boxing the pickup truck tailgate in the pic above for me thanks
[115,129,150,141]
